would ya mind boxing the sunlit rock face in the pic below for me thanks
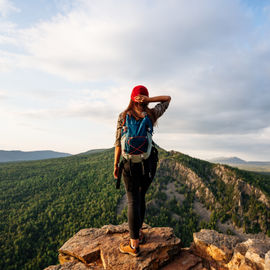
[192,229,270,270]
[45,223,181,270]
[44,224,270,270]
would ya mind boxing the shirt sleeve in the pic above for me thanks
[152,100,170,119]
[114,112,124,147]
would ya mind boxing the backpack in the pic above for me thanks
[121,112,153,163]
[115,113,159,189]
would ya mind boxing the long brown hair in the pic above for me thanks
[122,99,157,127]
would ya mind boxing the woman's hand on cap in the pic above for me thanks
[134,95,149,103]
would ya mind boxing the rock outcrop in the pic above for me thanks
[45,224,270,270]
[192,229,270,270]
[45,223,181,270]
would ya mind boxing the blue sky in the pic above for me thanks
[1,0,270,160]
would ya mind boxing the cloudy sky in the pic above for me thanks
[1,0,270,161]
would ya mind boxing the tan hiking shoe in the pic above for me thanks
[119,240,141,257]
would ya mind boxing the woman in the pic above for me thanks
[114,85,171,256]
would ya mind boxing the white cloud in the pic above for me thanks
[0,50,27,72]
[1,0,270,159]
[10,85,130,125]
[0,0,19,17]
[4,0,270,135]
[156,130,270,161]
[0,89,7,99]
[0,20,18,45]
[4,0,251,81]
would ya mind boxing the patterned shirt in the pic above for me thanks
[114,100,170,147]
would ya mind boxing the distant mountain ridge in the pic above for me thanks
[209,156,270,165]
[0,150,72,163]
[77,148,108,155]
[209,157,270,173]
[210,156,247,164]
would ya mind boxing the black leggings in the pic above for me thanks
[122,160,152,239]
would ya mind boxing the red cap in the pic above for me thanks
[131,85,149,102]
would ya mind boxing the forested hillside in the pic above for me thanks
[0,148,269,270]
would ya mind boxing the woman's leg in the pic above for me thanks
[125,188,141,240]
[139,177,152,229]
[123,162,142,246]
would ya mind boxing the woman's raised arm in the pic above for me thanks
[135,95,171,103]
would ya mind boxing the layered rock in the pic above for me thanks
[192,229,241,265]
[45,225,270,270]
[192,229,270,270]
[160,248,205,270]
[45,223,181,270]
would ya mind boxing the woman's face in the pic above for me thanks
[135,101,148,110]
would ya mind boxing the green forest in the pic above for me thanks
[0,148,269,269]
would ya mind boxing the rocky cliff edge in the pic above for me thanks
[45,223,270,270]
